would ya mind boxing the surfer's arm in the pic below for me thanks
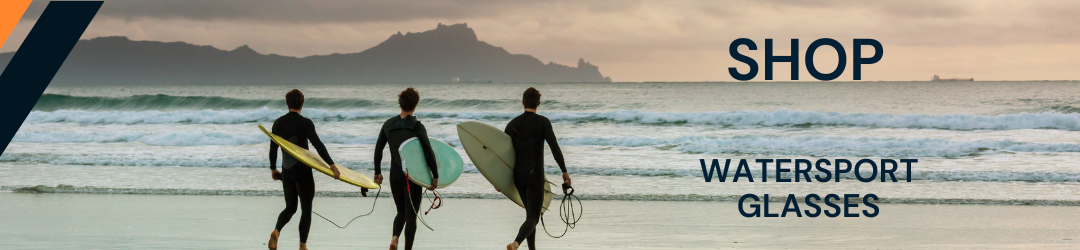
[417,122,439,179]
[544,120,568,173]
[306,120,335,165]
[269,140,279,171]
[373,129,386,176]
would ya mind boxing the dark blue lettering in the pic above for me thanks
[854,159,877,183]
[815,159,832,182]
[805,38,847,81]
[700,159,731,182]
[763,194,779,217]
[776,159,792,182]
[757,159,773,182]
[794,159,812,182]
[863,194,879,217]
[824,194,841,217]
[843,194,860,217]
[880,159,898,182]
[834,159,852,182]
[853,39,882,80]
[900,159,917,182]
[782,194,802,217]
[729,38,758,81]
[765,39,799,80]
[739,194,760,217]
[804,194,822,217]
[734,159,754,182]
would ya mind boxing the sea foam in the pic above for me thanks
[24,108,1080,131]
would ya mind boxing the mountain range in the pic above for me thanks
[0,23,611,85]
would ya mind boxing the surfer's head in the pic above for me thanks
[286,89,304,110]
[399,87,420,112]
[523,87,541,109]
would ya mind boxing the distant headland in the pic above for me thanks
[0,23,612,85]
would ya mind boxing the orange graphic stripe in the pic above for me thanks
[0,0,33,50]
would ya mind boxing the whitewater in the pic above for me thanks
[7,82,1080,205]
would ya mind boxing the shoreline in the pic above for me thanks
[7,185,1080,206]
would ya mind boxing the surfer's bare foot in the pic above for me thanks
[267,230,280,250]
[389,236,398,250]
[298,242,308,250]
[507,241,520,250]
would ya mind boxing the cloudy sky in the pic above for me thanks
[4,0,1080,81]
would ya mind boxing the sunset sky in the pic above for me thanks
[4,0,1080,82]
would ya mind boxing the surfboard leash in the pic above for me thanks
[404,171,439,231]
[541,182,582,238]
[423,189,443,215]
[312,187,382,229]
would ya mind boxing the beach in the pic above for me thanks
[2,192,1078,249]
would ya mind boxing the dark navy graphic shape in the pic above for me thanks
[0,1,102,155]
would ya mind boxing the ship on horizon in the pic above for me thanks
[931,74,974,82]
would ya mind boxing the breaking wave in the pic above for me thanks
[11,131,1080,157]
[24,108,1080,131]
[561,135,1080,157]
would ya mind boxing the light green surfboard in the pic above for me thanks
[399,137,464,189]
[456,121,553,212]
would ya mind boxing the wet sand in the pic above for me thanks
[1,192,1079,249]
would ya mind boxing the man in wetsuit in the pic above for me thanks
[505,87,572,250]
[267,89,342,250]
[373,87,439,250]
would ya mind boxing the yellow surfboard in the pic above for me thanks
[259,124,379,189]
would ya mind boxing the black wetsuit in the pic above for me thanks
[373,115,437,250]
[504,111,567,247]
[269,111,334,243]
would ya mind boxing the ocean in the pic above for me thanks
[5,81,1080,205]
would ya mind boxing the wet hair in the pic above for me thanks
[522,87,541,109]
[285,89,304,110]
[398,87,420,112]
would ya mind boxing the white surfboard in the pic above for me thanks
[456,121,553,212]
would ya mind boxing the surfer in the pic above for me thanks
[373,87,439,250]
[505,87,572,250]
[267,89,343,250]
